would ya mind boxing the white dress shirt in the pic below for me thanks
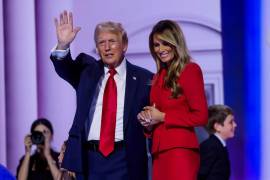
[88,59,126,141]
[214,133,227,147]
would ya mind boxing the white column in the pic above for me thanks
[0,0,7,166]
[4,0,37,174]
[35,0,75,151]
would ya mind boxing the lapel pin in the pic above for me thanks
[133,76,137,80]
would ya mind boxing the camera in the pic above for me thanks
[31,131,45,145]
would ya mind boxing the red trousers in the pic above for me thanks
[152,148,199,180]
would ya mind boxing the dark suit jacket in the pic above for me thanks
[51,53,153,180]
[198,134,231,180]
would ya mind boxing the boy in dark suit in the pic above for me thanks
[198,105,237,180]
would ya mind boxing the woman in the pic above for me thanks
[17,118,60,180]
[138,20,208,180]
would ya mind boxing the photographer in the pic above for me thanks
[16,118,60,180]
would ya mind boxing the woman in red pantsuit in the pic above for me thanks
[138,20,208,180]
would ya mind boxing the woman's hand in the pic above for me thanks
[137,104,165,127]
[24,135,32,155]
[19,135,32,180]
[143,105,165,125]
[137,110,152,127]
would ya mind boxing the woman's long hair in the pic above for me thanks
[149,20,190,98]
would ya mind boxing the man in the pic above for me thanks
[51,11,153,180]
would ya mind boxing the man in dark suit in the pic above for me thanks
[198,105,237,180]
[50,11,153,180]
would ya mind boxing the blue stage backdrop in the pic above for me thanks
[222,0,261,179]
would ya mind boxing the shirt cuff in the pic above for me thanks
[50,45,70,60]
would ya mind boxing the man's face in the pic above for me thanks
[96,31,127,68]
[215,114,237,140]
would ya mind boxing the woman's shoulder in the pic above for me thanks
[183,61,202,72]
[178,61,203,82]
[180,61,202,76]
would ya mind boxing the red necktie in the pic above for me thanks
[99,68,117,156]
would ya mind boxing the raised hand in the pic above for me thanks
[54,10,81,50]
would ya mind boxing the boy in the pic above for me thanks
[198,105,237,180]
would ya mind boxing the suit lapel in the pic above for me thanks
[83,60,104,136]
[123,61,138,130]
[87,60,104,85]
[84,60,104,106]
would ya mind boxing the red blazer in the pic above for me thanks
[150,62,208,154]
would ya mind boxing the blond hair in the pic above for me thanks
[94,21,128,45]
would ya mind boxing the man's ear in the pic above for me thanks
[214,122,222,133]
[95,47,99,54]
[123,43,128,53]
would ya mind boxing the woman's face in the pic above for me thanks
[34,124,52,147]
[153,34,175,64]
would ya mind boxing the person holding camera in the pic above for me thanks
[16,118,60,180]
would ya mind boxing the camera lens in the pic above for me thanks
[31,131,44,145]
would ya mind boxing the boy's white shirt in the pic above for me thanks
[214,133,226,147]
